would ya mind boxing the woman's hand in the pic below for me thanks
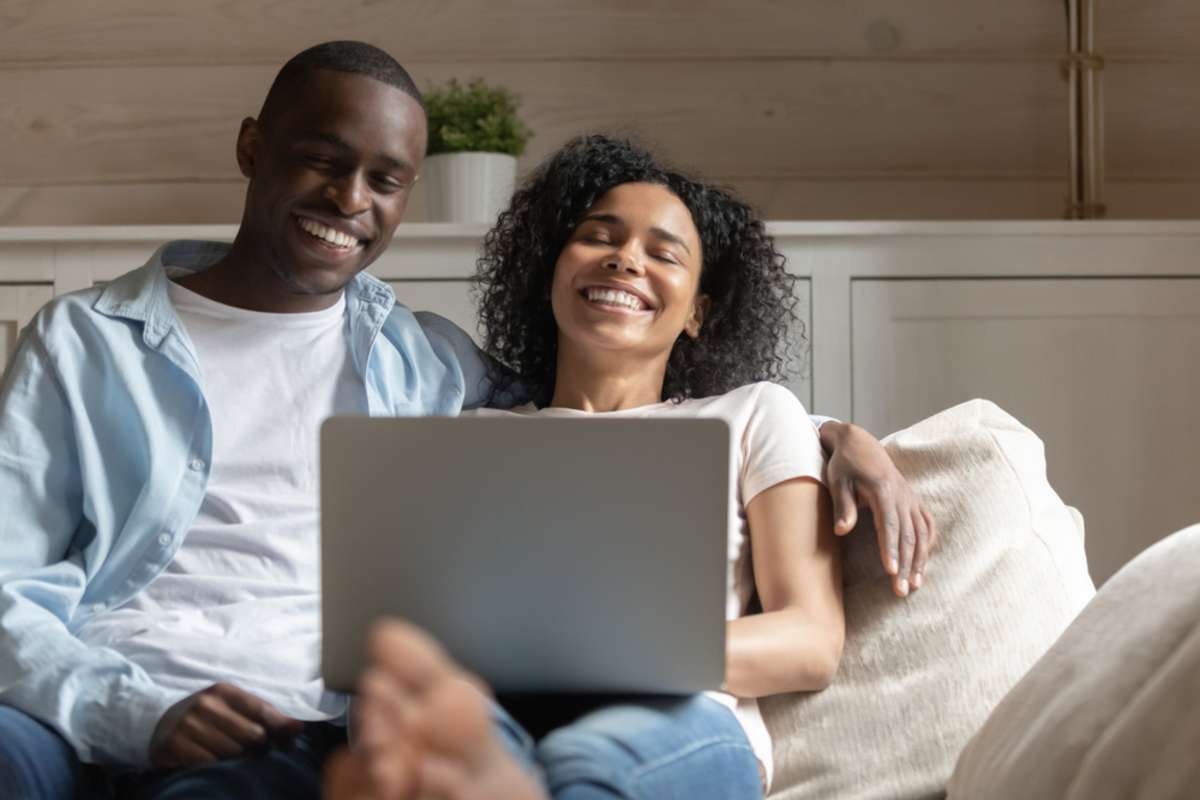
[819,421,937,597]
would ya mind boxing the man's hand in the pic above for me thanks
[149,683,303,768]
[820,421,937,597]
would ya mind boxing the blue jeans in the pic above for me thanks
[0,695,761,800]
[501,694,764,800]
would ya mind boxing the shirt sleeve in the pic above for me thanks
[740,383,828,506]
[809,414,838,430]
[0,324,179,766]
[412,311,529,410]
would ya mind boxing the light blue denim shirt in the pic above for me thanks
[0,241,491,766]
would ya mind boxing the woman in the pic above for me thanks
[328,135,844,800]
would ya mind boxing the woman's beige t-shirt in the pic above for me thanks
[469,381,828,788]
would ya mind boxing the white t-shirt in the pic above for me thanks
[76,278,361,722]
[469,381,827,788]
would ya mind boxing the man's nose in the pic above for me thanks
[324,171,370,216]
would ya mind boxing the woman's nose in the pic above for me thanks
[603,251,644,274]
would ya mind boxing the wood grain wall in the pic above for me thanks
[1,1,1197,224]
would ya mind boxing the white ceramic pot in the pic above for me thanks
[421,152,518,224]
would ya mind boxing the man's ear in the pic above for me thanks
[235,117,261,179]
[685,294,711,339]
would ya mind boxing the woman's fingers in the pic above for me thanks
[910,507,930,590]
[894,503,916,597]
[831,476,860,537]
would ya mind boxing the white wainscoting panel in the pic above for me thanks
[851,277,1200,584]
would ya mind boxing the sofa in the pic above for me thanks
[764,399,1200,798]
[763,399,1102,798]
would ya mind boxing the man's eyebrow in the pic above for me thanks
[296,131,351,150]
[580,213,692,255]
[295,131,415,171]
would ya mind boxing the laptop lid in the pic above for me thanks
[320,415,729,695]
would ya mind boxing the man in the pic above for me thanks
[0,41,933,798]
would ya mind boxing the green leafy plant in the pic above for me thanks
[424,78,532,157]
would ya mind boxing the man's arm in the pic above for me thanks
[0,325,180,765]
[817,420,937,597]
[414,311,528,410]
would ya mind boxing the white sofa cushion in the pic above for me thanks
[764,399,1095,799]
[948,523,1200,800]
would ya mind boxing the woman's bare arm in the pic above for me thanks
[722,477,844,698]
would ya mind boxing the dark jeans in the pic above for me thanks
[0,705,345,800]
[0,705,108,799]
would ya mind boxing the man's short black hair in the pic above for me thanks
[259,40,423,124]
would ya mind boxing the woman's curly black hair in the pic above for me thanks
[473,134,802,407]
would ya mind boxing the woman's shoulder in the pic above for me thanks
[702,381,809,418]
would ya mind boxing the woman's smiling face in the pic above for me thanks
[550,182,707,363]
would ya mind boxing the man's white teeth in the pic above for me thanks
[585,288,645,310]
[297,216,358,248]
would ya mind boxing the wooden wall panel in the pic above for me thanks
[0,182,246,226]
[1105,181,1200,219]
[0,178,1073,226]
[4,1,1193,66]
[0,1,1067,65]
[0,1,1195,224]
[0,61,1066,182]
[4,176,1198,227]
[1106,61,1200,179]
[1103,1,1200,60]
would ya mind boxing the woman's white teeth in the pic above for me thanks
[297,216,358,248]
[586,288,645,310]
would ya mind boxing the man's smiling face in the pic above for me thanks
[236,68,427,297]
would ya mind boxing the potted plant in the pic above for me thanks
[422,78,532,223]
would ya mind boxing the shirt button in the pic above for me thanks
[189,459,206,471]
[91,603,104,613]
[158,533,171,546]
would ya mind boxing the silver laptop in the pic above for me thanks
[320,415,729,695]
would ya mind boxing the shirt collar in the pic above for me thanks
[93,239,396,349]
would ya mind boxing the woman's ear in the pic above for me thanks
[235,117,262,179]
[685,295,711,339]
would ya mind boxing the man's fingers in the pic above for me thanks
[831,478,858,536]
[186,719,246,760]
[910,508,930,589]
[193,692,268,748]
[218,684,301,738]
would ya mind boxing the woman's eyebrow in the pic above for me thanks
[581,212,623,227]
